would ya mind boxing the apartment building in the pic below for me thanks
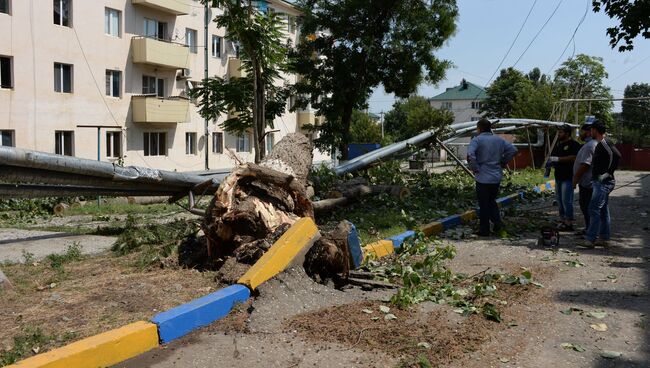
[0,0,327,172]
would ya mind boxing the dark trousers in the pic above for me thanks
[578,185,593,229]
[476,182,502,234]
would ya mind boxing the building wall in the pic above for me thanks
[0,0,330,171]
[429,99,483,124]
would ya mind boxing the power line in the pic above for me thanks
[610,55,650,82]
[546,0,589,75]
[475,0,538,99]
[512,0,564,68]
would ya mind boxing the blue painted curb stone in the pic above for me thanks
[440,215,461,230]
[346,221,363,268]
[152,285,250,344]
[386,230,416,248]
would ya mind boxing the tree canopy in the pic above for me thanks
[349,111,382,143]
[620,83,650,143]
[479,67,553,120]
[383,96,453,142]
[291,0,458,159]
[592,0,650,52]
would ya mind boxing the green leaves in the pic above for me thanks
[482,303,502,323]
[561,343,586,352]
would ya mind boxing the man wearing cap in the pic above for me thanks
[467,118,517,236]
[572,124,598,234]
[579,121,621,248]
[548,125,581,231]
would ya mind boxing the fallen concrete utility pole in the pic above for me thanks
[0,146,219,200]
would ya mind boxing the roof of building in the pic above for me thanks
[429,79,487,101]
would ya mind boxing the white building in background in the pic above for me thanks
[0,0,328,172]
[429,79,487,160]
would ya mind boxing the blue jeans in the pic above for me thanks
[555,180,575,221]
[586,179,614,242]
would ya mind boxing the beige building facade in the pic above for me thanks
[0,0,328,172]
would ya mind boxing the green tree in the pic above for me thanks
[592,0,650,52]
[479,67,533,118]
[291,0,458,159]
[384,96,453,142]
[620,83,650,144]
[349,111,382,143]
[191,1,290,163]
[553,54,613,125]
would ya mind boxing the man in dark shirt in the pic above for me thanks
[580,121,621,248]
[549,125,581,230]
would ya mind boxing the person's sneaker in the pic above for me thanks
[595,239,612,248]
[576,239,596,249]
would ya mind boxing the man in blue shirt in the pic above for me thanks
[467,119,518,236]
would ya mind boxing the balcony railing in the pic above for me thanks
[132,95,190,124]
[132,36,190,70]
[132,0,190,15]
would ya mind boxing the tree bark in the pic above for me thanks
[203,133,314,263]
[312,184,410,213]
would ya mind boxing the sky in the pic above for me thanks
[367,0,650,115]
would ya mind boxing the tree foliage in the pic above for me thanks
[553,54,613,125]
[592,0,650,52]
[291,0,458,158]
[384,96,453,142]
[191,1,291,162]
[480,67,553,120]
[619,83,650,144]
[349,111,382,143]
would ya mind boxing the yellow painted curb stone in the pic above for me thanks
[419,221,444,236]
[362,240,394,259]
[238,217,319,290]
[460,210,477,222]
[8,321,158,368]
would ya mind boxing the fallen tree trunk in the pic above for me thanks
[202,133,314,265]
[313,184,410,213]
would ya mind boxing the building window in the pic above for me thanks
[236,133,250,152]
[0,130,14,147]
[106,131,121,158]
[144,18,167,40]
[212,132,223,154]
[142,76,164,97]
[186,28,197,54]
[211,35,222,58]
[104,8,120,37]
[471,101,482,109]
[0,56,11,88]
[54,63,73,93]
[288,15,296,33]
[55,131,74,156]
[143,132,166,156]
[470,116,480,121]
[105,70,121,97]
[441,101,452,110]
[265,133,275,154]
[288,95,296,110]
[0,0,10,14]
[53,0,71,27]
[185,132,197,155]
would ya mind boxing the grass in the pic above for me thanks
[314,165,549,244]
[0,327,53,366]
[63,202,179,217]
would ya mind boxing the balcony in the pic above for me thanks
[227,58,245,78]
[132,95,190,124]
[132,0,190,15]
[297,111,316,127]
[132,37,189,70]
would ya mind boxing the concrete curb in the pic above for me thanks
[360,180,555,261]
[7,321,159,368]
[152,285,251,344]
[238,217,320,290]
